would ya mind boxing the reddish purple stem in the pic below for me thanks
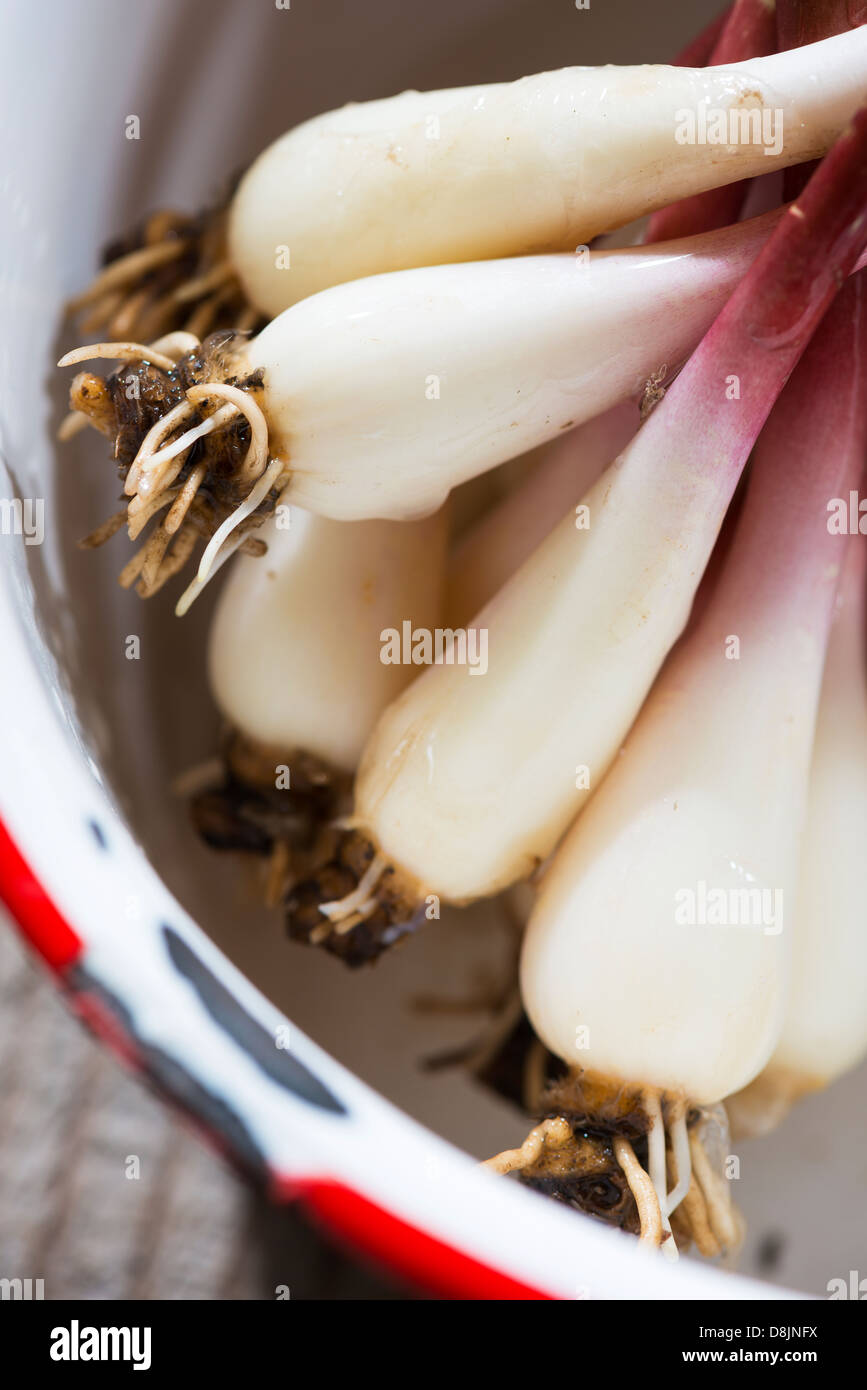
[639,103,867,506]
[647,0,778,243]
[776,0,866,199]
[704,275,867,645]
[672,6,731,66]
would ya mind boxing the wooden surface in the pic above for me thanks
[0,912,406,1300]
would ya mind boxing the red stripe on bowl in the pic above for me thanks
[0,812,543,1300]
[282,1176,552,1301]
[0,817,83,970]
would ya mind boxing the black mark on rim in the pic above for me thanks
[88,819,109,850]
[162,924,347,1115]
[67,965,268,1179]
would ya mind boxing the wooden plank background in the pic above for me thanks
[0,911,406,1300]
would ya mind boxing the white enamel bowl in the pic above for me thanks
[0,0,863,1298]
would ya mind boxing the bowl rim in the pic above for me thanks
[0,554,798,1302]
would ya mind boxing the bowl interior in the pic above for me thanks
[3,0,865,1297]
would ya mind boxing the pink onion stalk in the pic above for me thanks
[777,0,867,49]
[777,0,863,205]
[673,6,731,66]
[645,0,779,242]
[518,269,867,1250]
[232,29,867,313]
[524,272,867,1102]
[61,207,790,600]
[447,1,780,635]
[715,0,867,1144]
[727,531,867,1138]
[291,105,867,960]
[446,402,638,627]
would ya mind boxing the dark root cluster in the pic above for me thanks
[63,331,287,603]
[78,332,252,461]
[477,1042,644,1230]
[69,183,264,342]
[515,1125,643,1234]
[186,729,345,908]
[483,1054,740,1256]
[185,736,424,966]
[285,827,426,967]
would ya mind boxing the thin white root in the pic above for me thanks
[319,901,379,938]
[149,330,200,360]
[665,1102,692,1216]
[645,1091,678,1260]
[483,1117,572,1176]
[127,488,181,541]
[60,328,272,599]
[173,530,251,617]
[171,260,234,304]
[67,240,189,311]
[57,411,90,441]
[79,289,126,334]
[334,894,380,934]
[185,382,269,485]
[665,1149,718,1257]
[613,1137,663,1248]
[131,455,191,523]
[139,526,172,591]
[57,341,177,374]
[681,1174,722,1258]
[689,1132,738,1253]
[134,403,235,493]
[79,510,128,549]
[165,462,208,534]
[146,525,197,593]
[117,537,151,589]
[195,455,286,586]
[58,330,198,450]
[318,851,390,925]
[107,287,152,340]
[126,400,197,496]
[184,295,225,340]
